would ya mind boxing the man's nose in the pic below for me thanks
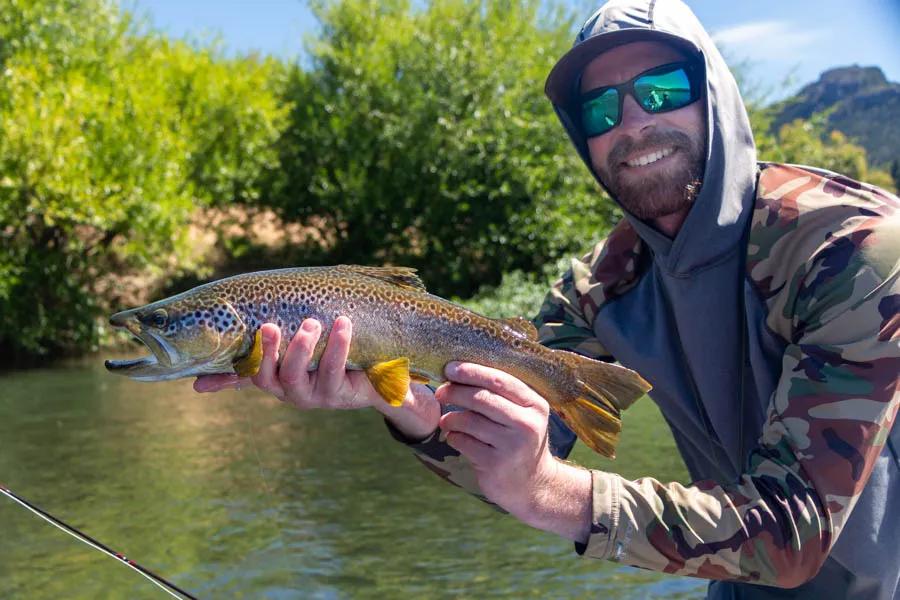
[618,94,655,135]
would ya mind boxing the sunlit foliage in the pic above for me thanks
[0,0,892,360]
[0,0,286,358]
[266,0,617,297]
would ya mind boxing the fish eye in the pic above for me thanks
[146,309,168,329]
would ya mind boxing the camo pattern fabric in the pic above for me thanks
[572,163,900,585]
[396,163,899,586]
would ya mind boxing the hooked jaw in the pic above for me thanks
[108,309,142,336]
[105,309,180,380]
[104,303,248,381]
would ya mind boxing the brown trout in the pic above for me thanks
[105,265,650,457]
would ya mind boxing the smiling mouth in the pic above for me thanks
[624,147,675,168]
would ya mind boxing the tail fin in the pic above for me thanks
[553,350,651,458]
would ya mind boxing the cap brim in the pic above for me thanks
[545,28,700,107]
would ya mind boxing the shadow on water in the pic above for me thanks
[0,356,704,599]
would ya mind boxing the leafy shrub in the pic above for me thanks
[751,109,870,180]
[0,0,286,359]
[266,0,618,297]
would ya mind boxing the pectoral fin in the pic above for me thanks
[366,357,411,407]
[233,330,264,377]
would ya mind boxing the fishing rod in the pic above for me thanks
[0,482,198,600]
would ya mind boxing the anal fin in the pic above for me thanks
[366,357,412,407]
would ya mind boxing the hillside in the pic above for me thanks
[771,65,900,167]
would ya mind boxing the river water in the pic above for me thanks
[0,357,704,598]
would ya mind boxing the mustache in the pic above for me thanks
[607,130,695,168]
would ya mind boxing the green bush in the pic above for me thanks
[751,108,871,181]
[0,0,286,359]
[455,269,551,319]
[3,0,891,362]
[267,0,618,297]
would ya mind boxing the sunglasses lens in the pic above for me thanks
[634,66,694,113]
[581,88,619,137]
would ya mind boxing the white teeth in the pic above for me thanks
[626,147,673,167]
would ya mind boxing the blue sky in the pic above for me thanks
[128,0,899,101]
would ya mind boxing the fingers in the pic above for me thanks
[436,362,550,460]
[435,383,518,427]
[313,316,352,400]
[193,317,375,413]
[251,323,284,399]
[444,431,494,466]
[194,374,251,393]
[279,318,320,390]
[444,362,544,410]
[440,410,502,447]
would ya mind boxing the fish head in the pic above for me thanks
[105,289,249,381]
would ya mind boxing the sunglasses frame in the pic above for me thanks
[578,61,703,138]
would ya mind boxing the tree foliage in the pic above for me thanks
[1,0,893,361]
[267,0,616,297]
[0,0,286,359]
[749,107,888,185]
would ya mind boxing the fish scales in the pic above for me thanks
[215,268,534,381]
[106,265,651,457]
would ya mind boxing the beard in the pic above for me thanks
[595,129,705,221]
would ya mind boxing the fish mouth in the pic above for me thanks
[105,310,184,380]
[104,354,163,375]
[104,307,246,381]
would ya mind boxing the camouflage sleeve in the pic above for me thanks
[576,179,900,587]
[535,245,622,359]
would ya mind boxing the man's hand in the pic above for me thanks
[194,317,440,440]
[436,361,593,543]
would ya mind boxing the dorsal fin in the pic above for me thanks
[498,316,539,341]
[337,265,427,292]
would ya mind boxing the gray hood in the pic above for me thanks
[545,0,757,275]
[544,0,763,483]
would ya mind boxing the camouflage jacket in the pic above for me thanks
[393,163,900,595]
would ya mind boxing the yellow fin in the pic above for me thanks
[498,316,539,341]
[233,330,263,377]
[555,396,623,459]
[410,372,431,384]
[337,265,426,292]
[552,349,652,458]
[366,357,411,407]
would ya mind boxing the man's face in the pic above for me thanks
[581,41,706,222]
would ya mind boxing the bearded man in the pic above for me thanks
[197,1,900,597]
